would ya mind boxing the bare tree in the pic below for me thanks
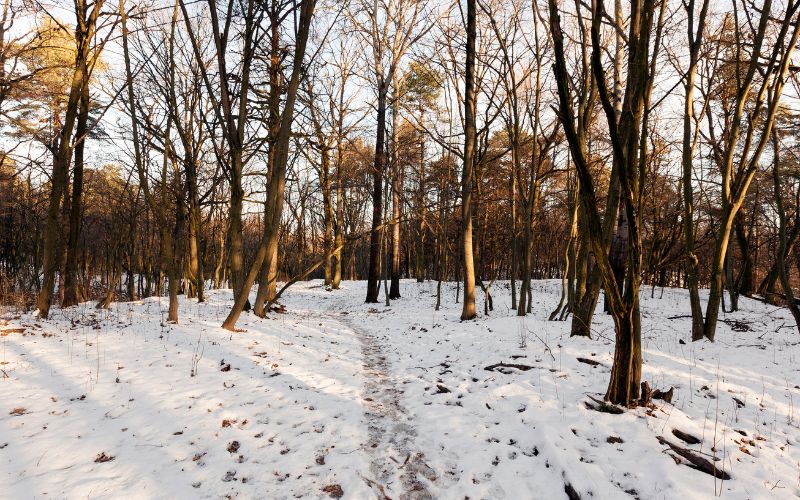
[349,0,431,303]
[550,0,665,405]
[698,0,800,340]
[222,0,317,330]
[36,0,107,318]
[460,0,477,320]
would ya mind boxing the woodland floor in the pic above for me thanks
[1,280,799,499]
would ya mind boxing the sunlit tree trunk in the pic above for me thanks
[460,0,477,320]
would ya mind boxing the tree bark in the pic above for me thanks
[366,86,387,303]
[460,0,477,321]
[61,68,90,308]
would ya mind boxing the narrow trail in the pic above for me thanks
[330,311,437,499]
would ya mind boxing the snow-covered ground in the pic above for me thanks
[1,280,799,499]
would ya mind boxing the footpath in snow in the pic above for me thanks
[1,280,799,499]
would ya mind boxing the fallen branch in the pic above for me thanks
[585,395,624,414]
[484,362,535,373]
[672,429,701,445]
[576,357,602,367]
[656,436,731,479]
[265,244,344,312]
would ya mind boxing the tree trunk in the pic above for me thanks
[186,158,204,302]
[389,89,401,298]
[460,0,477,321]
[680,0,706,337]
[332,151,344,289]
[62,74,90,308]
[228,170,247,308]
[366,86,387,303]
[704,210,736,341]
[322,146,334,287]
[604,295,642,404]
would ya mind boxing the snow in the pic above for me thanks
[1,280,799,499]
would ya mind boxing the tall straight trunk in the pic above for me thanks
[564,180,580,318]
[126,205,137,301]
[520,179,543,316]
[332,137,344,289]
[517,201,532,316]
[166,173,183,323]
[510,154,517,310]
[389,86,401,298]
[414,205,425,281]
[254,203,276,314]
[435,160,449,311]
[382,175,391,305]
[390,170,401,296]
[366,86,387,303]
[158,130,179,322]
[254,12,285,311]
[57,171,70,305]
[228,168,246,305]
[460,0,477,321]
[186,159,203,302]
[62,74,90,308]
[413,119,425,284]
[321,146,334,287]
[681,0,708,340]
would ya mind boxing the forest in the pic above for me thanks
[1,0,800,498]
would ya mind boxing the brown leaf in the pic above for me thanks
[322,484,344,498]
[94,452,115,463]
